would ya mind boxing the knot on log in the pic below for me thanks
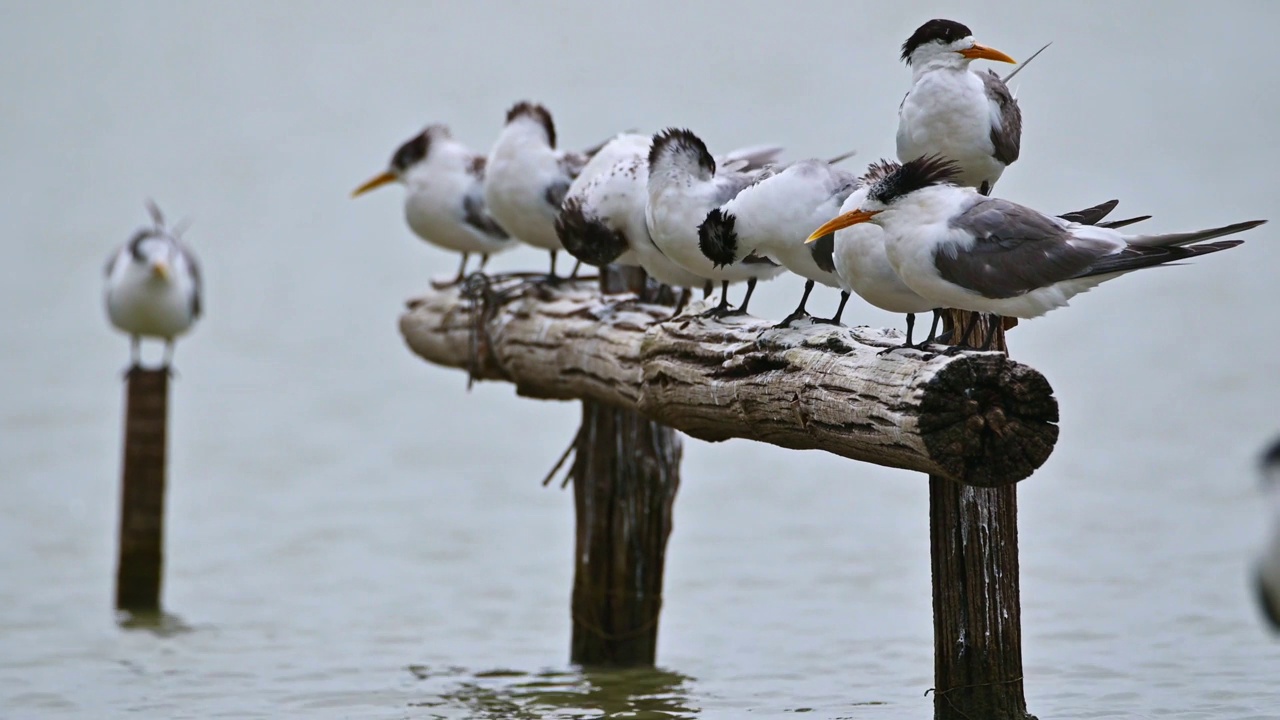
[399,277,1059,487]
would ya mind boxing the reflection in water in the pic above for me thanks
[408,665,699,719]
[114,609,192,637]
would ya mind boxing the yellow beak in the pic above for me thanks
[351,170,397,198]
[805,209,883,243]
[151,261,170,280]
[959,43,1016,64]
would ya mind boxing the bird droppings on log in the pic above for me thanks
[400,275,1059,487]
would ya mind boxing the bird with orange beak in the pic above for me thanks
[352,124,512,284]
[896,19,1020,195]
[104,201,202,369]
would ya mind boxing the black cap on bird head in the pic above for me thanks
[648,128,717,179]
[505,101,557,148]
[901,19,974,63]
[386,124,448,172]
[869,155,962,204]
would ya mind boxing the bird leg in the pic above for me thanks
[734,277,759,316]
[816,290,851,326]
[162,340,175,371]
[127,336,142,373]
[775,280,815,328]
[569,260,581,280]
[700,281,734,318]
[879,312,919,355]
[546,250,560,282]
[454,253,470,284]
[702,280,713,299]
[671,287,692,319]
[479,254,490,272]
[978,314,1003,351]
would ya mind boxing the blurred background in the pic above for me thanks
[2,1,1278,717]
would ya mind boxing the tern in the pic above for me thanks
[1258,437,1280,632]
[352,124,512,284]
[697,158,860,325]
[808,156,1263,348]
[831,160,1151,348]
[104,201,202,369]
[484,101,594,279]
[897,19,1020,195]
[557,138,784,312]
[646,128,785,316]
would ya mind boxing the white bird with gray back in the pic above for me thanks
[896,18,1020,195]
[484,101,593,279]
[645,128,785,316]
[104,201,202,369]
[351,124,512,284]
[808,156,1263,348]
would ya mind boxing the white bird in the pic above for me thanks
[556,136,785,298]
[1258,438,1280,633]
[830,160,1151,348]
[352,124,512,284]
[897,19,1020,195]
[484,101,594,279]
[808,156,1263,348]
[646,128,785,316]
[697,158,860,325]
[104,201,202,369]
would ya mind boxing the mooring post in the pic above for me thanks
[115,368,170,614]
[928,311,1034,720]
[569,267,683,667]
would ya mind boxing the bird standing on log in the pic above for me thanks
[896,19,1020,196]
[829,160,1152,349]
[352,124,512,284]
[484,101,593,280]
[808,156,1263,349]
[646,128,784,316]
[104,201,202,369]
[697,158,859,325]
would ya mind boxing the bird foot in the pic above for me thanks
[772,310,811,329]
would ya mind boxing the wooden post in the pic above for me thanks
[928,312,1034,720]
[569,266,682,667]
[115,368,169,614]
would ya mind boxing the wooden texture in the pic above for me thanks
[115,368,169,613]
[929,311,1035,720]
[400,277,1058,487]
[569,265,683,667]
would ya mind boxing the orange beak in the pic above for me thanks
[959,43,1016,64]
[806,209,882,243]
[351,170,397,198]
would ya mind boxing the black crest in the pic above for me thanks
[901,19,973,63]
[858,159,903,187]
[505,101,557,148]
[648,128,716,177]
[391,130,430,172]
[870,155,961,204]
[697,208,738,268]
[555,198,629,267]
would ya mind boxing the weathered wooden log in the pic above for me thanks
[929,311,1034,720]
[400,276,1058,487]
[116,368,169,614]
[569,266,682,667]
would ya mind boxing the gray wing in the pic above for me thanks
[181,243,203,318]
[981,70,1021,165]
[937,198,1111,298]
[463,156,511,239]
[710,168,776,206]
[809,234,836,273]
[463,192,510,240]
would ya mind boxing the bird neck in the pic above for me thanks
[911,52,972,82]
